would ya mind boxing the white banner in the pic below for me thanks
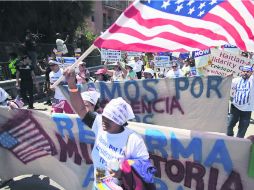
[62,76,232,133]
[0,108,253,190]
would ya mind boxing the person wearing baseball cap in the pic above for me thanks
[125,60,137,80]
[76,62,90,84]
[49,59,74,114]
[81,90,100,112]
[94,68,109,82]
[104,61,126,82]
[143,68,154,79]
[227,65,254,138]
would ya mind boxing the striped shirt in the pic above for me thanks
[232,75,254,111]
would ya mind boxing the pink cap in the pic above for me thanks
[95,68,106,75]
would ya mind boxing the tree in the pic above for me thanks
[0,1,94,43]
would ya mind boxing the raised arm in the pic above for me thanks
[118,61,127,77]
[64,67,89,118]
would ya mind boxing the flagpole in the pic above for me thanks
[51,44,96,88]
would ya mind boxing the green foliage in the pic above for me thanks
[0,1,94,43]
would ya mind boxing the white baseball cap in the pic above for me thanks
[144,68,154,76]
[81,90,100,105]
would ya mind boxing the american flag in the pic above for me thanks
[0,111,57,164]
[94,0,254,52]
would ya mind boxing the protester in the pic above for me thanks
[125,60,137,80]
[94,68,109,82]
[37,57,52,105]
[49,60,74,114]
[105,62,126,82]
[8,52,18,79]
[134,56,143,79]
[227,65,254,138]
[181,58,191,77]
[188,58,199,77]
[76,62,90,84]
[0,87,23,109]
[143,68,155,79]
[56,33,69,56]
[165,61,184,78]
[81,90,100,112]
[63,67,155,189]
[16,55,39,109]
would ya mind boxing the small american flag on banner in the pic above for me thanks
[94,0,254,52]
[0,110,57,164]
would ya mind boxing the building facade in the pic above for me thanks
[86,1,130,35]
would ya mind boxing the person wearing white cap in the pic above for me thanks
[76,62,90,84]
[125,60,137,80]
[104,61,126,82]
[81,90,100,112]
[143,68,155,79]
[49,60,74,114]
[227,65,254,138]
[63,67,150,188]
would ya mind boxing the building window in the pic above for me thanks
[91,15,95,22]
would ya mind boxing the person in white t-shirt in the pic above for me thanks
[63,67,154,189]
[227,65,254,138]
[55,33,69,56]
[105,62,126,82]
[134,56,143,79]
[166,62,184,78]
[49,60,73,114]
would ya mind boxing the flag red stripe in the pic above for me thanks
[18,143,49,157]
[94,37,187,52]
[219,2,254,42]
[23,153,50,164]
[20,148,50,160]
[203,13,246,50]
[14,136,44,153]
[242,1,254,19]
[124,5,228,42]
[109,24,209,50]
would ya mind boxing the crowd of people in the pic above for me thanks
[1,29,254,189]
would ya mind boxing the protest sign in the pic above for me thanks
[222,44,241,55]
[154,56,170,68]
[101,49,121,62]
[61,76,231,133]
[55,57,77,69]
[126,51,142,57]
[193,49,211,68]
[201,49,254,77]
[0,108,253,190]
